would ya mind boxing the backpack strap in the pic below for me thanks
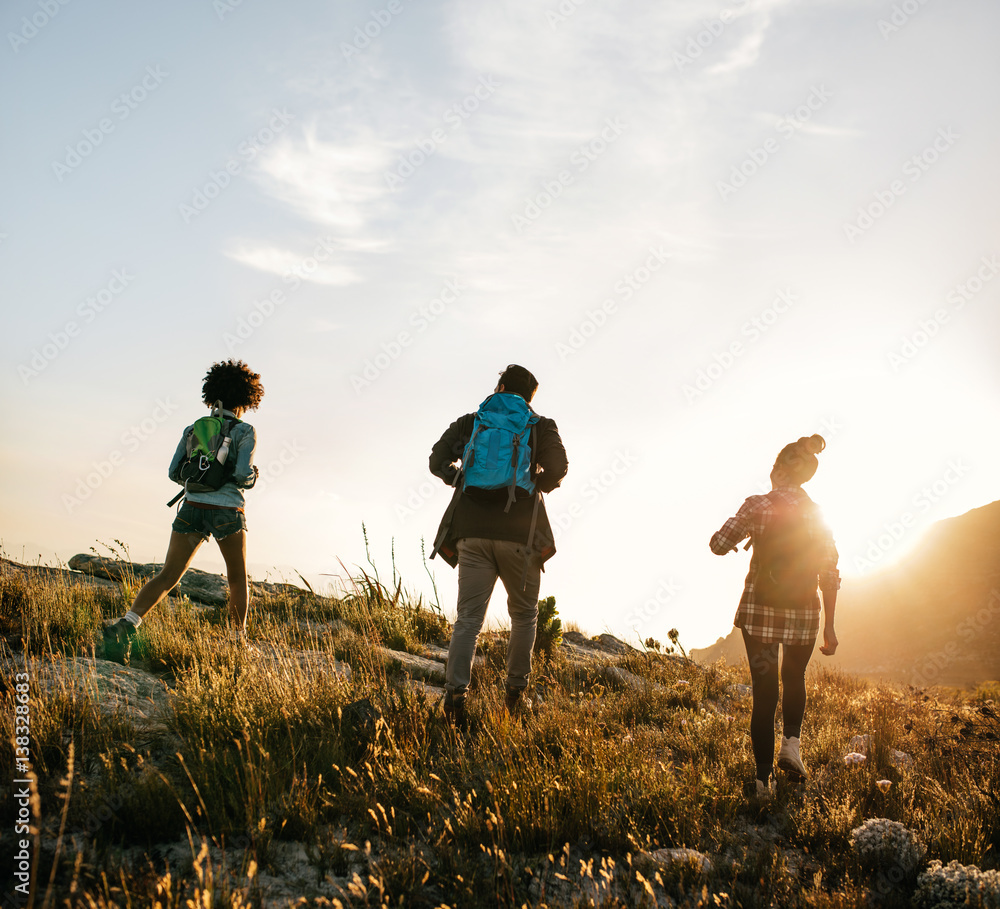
[518,424,542,590]
[505,416,539,513]
[455,422,484,489]
[504,432,521,513]
[518,491,542,592]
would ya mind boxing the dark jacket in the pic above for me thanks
[429,399,568,568]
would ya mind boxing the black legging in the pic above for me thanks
[741,629,816,782]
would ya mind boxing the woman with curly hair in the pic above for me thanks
[710,434,840,798]
[104,360,264,653]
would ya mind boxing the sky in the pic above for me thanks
[2,0,998,650]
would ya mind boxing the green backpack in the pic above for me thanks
[168,402,240,503]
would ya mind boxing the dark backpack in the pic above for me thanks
[752,495,823,609]
[177,401,240,493]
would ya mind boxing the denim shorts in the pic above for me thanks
[171,503,247,541]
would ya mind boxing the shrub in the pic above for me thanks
[913,859,1000,909]
[535,595,562,657]
[851,817,926,890]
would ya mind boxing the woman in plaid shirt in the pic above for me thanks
[710,434,840,797]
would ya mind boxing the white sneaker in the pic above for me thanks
[754,778,776,800]
[777,735,807,779]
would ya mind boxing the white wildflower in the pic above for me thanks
[913,859,1000,909]
[890,749,915,770]
[850,734,871,755]
[850,818,925,878]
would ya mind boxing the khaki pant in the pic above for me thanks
[445,538,540,697]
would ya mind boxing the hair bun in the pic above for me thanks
[798,434,825,455]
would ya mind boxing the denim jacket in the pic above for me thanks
[168,411,257,508]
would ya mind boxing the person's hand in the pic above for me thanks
[819,627,838,656]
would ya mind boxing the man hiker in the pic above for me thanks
[429,365,568,728]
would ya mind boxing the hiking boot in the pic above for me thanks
[443,694,467,732]
[754,778,776,801]
[505,686,529,715]
[102,618,137,665]
[777,735,807,781]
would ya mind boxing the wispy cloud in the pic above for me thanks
[225,243,361,286]
[252,123,397,234]
[704,13,772,77]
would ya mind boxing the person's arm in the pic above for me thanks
[232,424,258,488]
[819,587,838,655]
[429,414,473,485]
[818,521,840,655]
[709,498,757,554]
[167,428,190,485]
[533,419,568,493]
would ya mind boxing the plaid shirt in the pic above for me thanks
[711,486,840,646]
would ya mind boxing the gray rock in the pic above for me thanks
[69,553,320,607]
[562,632,639,656]
[598,665,651,692]
[593,633,638,655]
[295,618,350,639]
[420,642,450,661]
[3,654,168,728]
[251,643,352,681]
[378,647,446,682]
[404,679,447,704]
[640,847,714,874]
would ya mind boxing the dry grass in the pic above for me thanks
[1,557,999,907]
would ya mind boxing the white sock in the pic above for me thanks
[123,611,143,627]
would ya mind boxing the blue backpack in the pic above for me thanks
[458,393,539,512]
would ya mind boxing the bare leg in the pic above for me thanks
[217,530,249,633]
[130,532,204,619]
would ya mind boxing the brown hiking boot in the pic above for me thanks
[443,693,467,731]
[505,686,530,715]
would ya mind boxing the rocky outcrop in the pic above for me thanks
[638,847,714,874]
[377,647,446,682]
[68,553,314,607]
[251,642,353,681]
[3,654,169,728]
